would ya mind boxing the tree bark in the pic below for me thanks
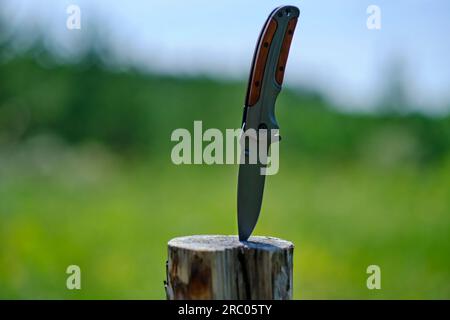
[165,235,294,300]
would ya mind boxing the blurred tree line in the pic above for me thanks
[0,36,449,166]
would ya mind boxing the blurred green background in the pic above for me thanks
[1,1,450,299]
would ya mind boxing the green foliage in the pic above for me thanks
[1,55,449,164]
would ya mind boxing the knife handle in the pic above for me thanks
[245,6,299,107]
[275,17,298,86]
[246,18,278,107]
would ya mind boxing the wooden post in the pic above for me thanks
[165,235,294,300]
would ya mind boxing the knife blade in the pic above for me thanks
[238,5,300,241]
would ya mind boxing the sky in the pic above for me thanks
[2,0,450,113]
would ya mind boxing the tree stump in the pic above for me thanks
[165,235,294,300]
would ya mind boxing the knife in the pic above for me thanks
[238,5,300,241]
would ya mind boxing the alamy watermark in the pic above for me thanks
[366,265,381,290]
[366,5,381,30]
[66,4,81,30]
[171,121,280,175]
[66,265,81,290]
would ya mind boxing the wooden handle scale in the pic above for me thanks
[245,6,300,108]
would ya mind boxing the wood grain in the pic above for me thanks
[165,235,294,300]
[275,18,298,86]
[247,19,278,107]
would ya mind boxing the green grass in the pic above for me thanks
[1,143,449,299]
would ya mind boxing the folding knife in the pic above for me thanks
[237,5,300,241]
